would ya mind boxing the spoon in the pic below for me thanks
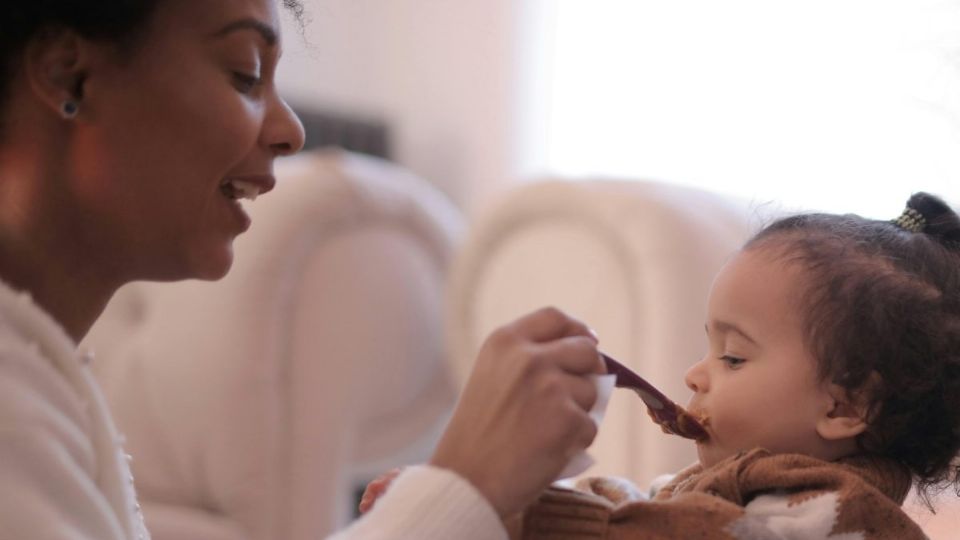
[601,353,709,441]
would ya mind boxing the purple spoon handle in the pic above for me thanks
[601,353,708,441]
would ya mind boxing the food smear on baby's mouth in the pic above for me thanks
[678,409,710,441]
[647,405,710,441]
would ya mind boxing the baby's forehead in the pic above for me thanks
[746,228,905,289]
[719,245,812,293]
[710,249,811,329]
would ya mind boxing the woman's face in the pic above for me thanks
[73,0,304,281]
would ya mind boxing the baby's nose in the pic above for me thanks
[684,358,708,393]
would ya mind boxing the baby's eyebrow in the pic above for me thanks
[705,320,758,345]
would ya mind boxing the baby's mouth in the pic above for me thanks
[678,407,710,442]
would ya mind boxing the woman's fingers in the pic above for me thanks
[506,306,598,345]
[534,334,606,377]
[429,307,604,518]
[525,345,601,412]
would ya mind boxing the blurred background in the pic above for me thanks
[277,0,960,216]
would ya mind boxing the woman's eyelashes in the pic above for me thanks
[232,71,262,94]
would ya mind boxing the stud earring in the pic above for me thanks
[60,100,79,119]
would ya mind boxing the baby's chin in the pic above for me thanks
[696,441,732,469]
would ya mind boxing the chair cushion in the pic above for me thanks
[446,178,751,484]
[85,149,462,539]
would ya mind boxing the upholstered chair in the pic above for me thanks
[445,178,960,539]
[83,149,463,540]
[446,179,752,485]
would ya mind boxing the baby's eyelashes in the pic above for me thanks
[720,355,746,368]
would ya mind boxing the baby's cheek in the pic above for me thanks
[707,404,761,450]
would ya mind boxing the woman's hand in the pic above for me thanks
[429,307,605,518]
[358,467,404,514]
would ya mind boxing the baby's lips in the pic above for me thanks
[684,408,711,441]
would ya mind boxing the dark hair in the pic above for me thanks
[746,192,960,504]
[0,1,305,123]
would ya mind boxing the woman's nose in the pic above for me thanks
[684,357,709,393]
[263,94,306,157]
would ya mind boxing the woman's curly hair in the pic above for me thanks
[0,0,305,124]
[746,192,960,505]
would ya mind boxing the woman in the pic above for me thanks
[0,1,604,539]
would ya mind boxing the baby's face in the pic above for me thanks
[685,248,838,468]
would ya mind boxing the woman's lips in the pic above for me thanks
[220,174,277,201]
[217,173,275,232]
[232,173,276,196]
[223,197,251,232]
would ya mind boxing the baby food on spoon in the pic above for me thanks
[601,353,709,441]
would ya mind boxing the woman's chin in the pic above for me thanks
[196,254,234,281]
[181,245,235,281]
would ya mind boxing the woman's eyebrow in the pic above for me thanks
[210,18,278,47]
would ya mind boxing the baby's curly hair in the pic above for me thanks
[746,192,960,504]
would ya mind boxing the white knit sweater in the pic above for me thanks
[331,466,507,540]
[0,278,506,540]
[0,280,150,540]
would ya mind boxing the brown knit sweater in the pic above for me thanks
[512,449,928,540]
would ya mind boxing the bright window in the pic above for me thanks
[533,0,960,217]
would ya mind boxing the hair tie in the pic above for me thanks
[892,207,926,233]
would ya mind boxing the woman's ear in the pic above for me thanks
[22,27,91,118]
[816,374,880,441]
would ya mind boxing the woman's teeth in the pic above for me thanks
[220,179,261,201]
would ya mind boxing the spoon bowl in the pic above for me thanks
[601,353,708,441]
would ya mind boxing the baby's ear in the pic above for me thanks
[816,373,880,441]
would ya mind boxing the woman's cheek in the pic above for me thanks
[215,101,264,159]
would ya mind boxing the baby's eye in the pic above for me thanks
[720,355,746,368]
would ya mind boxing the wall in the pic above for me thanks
[277,0,537,211]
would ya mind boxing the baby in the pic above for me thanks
[515,192,960,539]
[361,192,960,539]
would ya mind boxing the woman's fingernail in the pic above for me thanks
[588,327,600,342]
